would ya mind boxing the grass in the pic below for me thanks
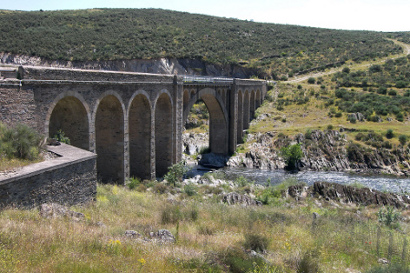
[0,181,408,272]
[0,156,44,172]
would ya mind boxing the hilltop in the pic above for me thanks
[0,8,408,78]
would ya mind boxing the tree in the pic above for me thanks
[280,144,303,171]
[307,77,316,84]
[399,135,407,146]
[386,129,394,139]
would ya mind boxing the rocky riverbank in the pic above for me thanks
[227,129,410,177]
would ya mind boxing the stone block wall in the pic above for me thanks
[0,144,97,208]
[0,83,38,130]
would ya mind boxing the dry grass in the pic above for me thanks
[0,183,408,272]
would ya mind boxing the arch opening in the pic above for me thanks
[155,93,173,177]
[129,94,151,179]
[49,96,89,150]
[95,95,124,183]
[237,90,243,144]
[250,90,256,122]
[244,90,250,130]
[183,89,228,155]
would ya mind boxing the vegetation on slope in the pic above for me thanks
[0,8,405,78]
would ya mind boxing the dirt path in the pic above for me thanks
[286,39,410,84]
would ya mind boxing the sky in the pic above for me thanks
[1,0,409,32]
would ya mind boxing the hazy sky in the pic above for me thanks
[2,0,409,32]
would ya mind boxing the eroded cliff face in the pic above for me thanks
[227,130,410,176]
[0,53,260,78]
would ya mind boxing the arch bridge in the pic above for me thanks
[2,67,266,183]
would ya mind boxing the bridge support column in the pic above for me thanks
[229,79,238,154]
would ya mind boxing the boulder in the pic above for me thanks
[39,203,85,221]
[150,229,176,244]
[222,192,262,206]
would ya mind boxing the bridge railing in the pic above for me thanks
[183,75,233,84]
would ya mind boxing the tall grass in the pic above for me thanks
[0,183,408,272]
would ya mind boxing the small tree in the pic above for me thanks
[280,144,303,170]
[307,77,316,84]
[386,129,394,139]
[164,160,188,187]
[399,135,407,146]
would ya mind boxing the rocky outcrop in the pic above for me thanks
[228,129,410,176]
[182,133,208,156]
[222,192,262,206]
[288,182,410,208]
[0,53,259,78]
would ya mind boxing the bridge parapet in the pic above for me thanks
[21,66,175,83]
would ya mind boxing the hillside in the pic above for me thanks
[0,8,407,78]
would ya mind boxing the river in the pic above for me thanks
[188,165,410,193]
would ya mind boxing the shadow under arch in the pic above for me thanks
[128,91,152,180]
[183,88,229,155]
[47,93,90,150]
[94,93,125,183]
[154,91,173,177]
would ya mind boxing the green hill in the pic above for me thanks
[0,8,407,78]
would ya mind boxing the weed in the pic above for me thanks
[244,233,269,253]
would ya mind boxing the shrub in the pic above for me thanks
[125,177,141,190]
[161,205,182,224]
[152,183,168,194]
[377,206,400,228]
[234,175,250,187]
[0,123,43,160]
[297,251,321,273]
[243,233,269,253]
[388,89,397,96]
[280,144,303,170]
[307,77,316,84]
[386,129,394,139]
[164,161,188,187]
[365,264,410,273]
[399,135,407,146]
[184,184,197,196]
[53,129,70,144]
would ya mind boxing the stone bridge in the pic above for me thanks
[0,66,267,183]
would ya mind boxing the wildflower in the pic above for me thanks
[138,258,146,266]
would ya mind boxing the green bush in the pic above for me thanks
[377,206,400,228]
[307,77,316,84]
[53,129,70,144]
[161,205,182,224]
[386,129,394,139]
[280,144,303,170]
[125,177,141,190]
[0,123,43,160]
[164,161,188,187]
[399,135,407,146]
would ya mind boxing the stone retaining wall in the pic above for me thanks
[0,144,97,208]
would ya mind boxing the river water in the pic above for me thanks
[188,166,410,194]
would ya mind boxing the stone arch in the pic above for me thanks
[47,92,90,150]
[154,91,173,177]
[237,90,243,144]
[250,90,256,121]
[256,89,262,108]
[244,90,250,130]
[94,93,125,183]
[184,88,229,154]
[128,91,152,180]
